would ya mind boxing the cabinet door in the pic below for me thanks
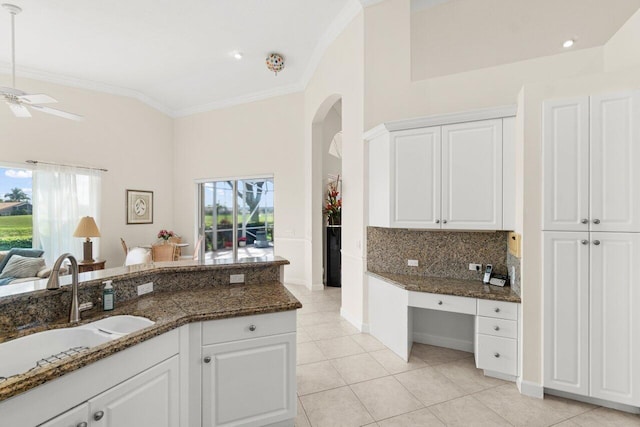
[88,356,179,427]
[202,333,296,427]
[442,119,502,230]
[542,97,590,231]
[391,127,441,228]
[590,233,640,406]
[590,90,640,232]
[543,232,589,396]
[38,403,88,427]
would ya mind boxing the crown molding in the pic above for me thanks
[360,0,386,7]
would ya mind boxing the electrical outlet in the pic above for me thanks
[469,263,482,272]
[137,282,154,296]
[407,259,419,267]
[230,274,245,284]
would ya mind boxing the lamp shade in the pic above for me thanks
[73,216,101,238]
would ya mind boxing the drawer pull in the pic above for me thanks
[77,423,88,427]
[494,308,500,313]
[437,301,443,305]
[204,356,212,364]
[593,219,600,224]
[494,352,500,358]
[493,326,500,331]
[93,411,104,421]
[249,324,257,331]
[435,219,440,224]
[581,218,588,224]
[593,240,601,246]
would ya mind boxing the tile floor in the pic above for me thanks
[285,283,640,427]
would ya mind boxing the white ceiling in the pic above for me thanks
[0,0,356,116]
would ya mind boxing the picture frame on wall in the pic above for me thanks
[126,189,153,224]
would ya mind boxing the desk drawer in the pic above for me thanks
[477,299,518,320]
[409,292,476,315]
[476,334,517,376]
[477,317,517,339]
[202,311,296,345]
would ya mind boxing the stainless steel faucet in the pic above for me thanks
[46,253,81,323]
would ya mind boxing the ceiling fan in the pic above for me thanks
[1,3,83,120]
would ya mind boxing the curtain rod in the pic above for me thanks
[25,160,108,172]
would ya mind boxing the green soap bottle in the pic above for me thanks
[102,280,115,311]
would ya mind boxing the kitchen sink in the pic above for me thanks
[0,315,155,380]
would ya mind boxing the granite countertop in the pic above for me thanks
[368,271,521,303]
[0,281,301,401]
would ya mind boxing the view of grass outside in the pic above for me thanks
[0,167,33,250]
[0,215,32,250]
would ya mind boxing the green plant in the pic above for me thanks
[323,176,342,226]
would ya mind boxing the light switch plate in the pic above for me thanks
[407,259,419,267]
[230,274,245,284]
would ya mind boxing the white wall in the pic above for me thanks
[1,77,174,267]
[172,93,307,284]
[604,8,640,72]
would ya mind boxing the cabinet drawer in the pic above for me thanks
[477,317,517,339]
[477,299,518,320]
[408,291,476,315]
[476,334,517,376]
[202,311,296,345]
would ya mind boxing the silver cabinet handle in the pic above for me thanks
[93,411,104,421]
[581,240,589,245]
[435,219,440,224]
[249,324,257,331]
[493,326,500,331]
[442,220,448,224]
[77,423,88,427]
[581,218,588,224]
[593,240,601,246]
[494,352,500,358]
[494,308,500,313]
[438,301,443,305]
[204,356,212,364]
[593,219,600,224]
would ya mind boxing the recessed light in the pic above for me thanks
[563,39,575,48]
[230,50,243,60]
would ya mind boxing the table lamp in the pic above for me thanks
[73,216,101,263]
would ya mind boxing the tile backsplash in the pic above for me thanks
[367,227,509,281]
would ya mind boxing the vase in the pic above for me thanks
[326,226,341,287]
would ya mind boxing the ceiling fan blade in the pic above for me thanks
[8,102,31,118]
[0,86,26,96]
[18,93,58,104]
[29,104,84,121]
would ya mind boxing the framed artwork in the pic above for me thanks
[126,190,153,224]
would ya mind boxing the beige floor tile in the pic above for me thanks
[331,353,389,384]
[377,408,445,427]
[295,398,312,427]
[410,343,473,366]
[430,395,511,426]
[554,407,640,426]
[297,360,346,396]
[297,327,313,344]
[298,311,343,327]
[350,376,424,421]
[474,384,595,426]
[395,366,466,407]
[297,341,328,365]
[300,386,374,427]
[350,333,387,352]
[433,357,505,394]
[369,349,428,375]
[298,301,341,315]
[306,321,359,341]
[316,335,366,359]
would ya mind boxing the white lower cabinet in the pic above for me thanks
[474,299,518,377]
[40,356,179,427]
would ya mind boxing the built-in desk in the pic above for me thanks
[367,271,521,381]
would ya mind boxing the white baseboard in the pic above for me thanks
[517,378,544,399]
[412,332,474,353]
[340,308,364,332]
[483,370,516,382]
[311,282,325,291]
[361,323,370,334]
[544,389,640,414]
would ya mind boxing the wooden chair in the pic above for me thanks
[120,238,129,256]
[193,235,205,261]
[169,235,182,259]
[151,243,176,262]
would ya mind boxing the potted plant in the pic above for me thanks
[157,229,175,243]
[238,236,247,247]
[323,176,341,226]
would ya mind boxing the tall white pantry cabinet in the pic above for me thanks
[543,90,640,407]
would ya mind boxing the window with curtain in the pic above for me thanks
[33,164,102,265]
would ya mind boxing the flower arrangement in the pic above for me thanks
[323,176,342,226]
[157,229,175,241]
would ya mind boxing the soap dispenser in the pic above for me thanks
[102,280,115,311]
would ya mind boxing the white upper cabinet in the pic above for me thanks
[442,119,502,230]
[392,127,441,228]
[366,109,515,231]
[590,91,640,232]
[543,97,590,231]
[543,90,640,232]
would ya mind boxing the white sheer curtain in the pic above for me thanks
[33,164,102,265]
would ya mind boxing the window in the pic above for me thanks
[198,177,274,261]
[0,167,33,250]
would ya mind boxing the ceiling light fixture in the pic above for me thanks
[563,39,575,48]
[266,53,285,76]
[230,50,243,60]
